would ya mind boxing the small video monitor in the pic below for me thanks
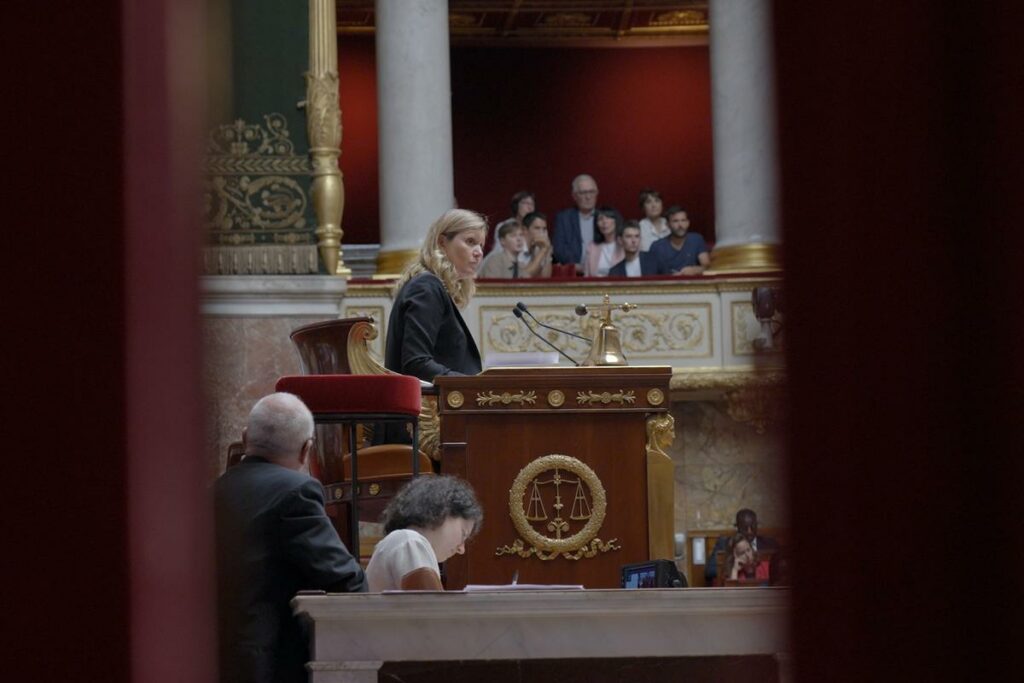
[621,560,687,589]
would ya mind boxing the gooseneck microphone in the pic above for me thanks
[512,307,579,366]
[515,302,591,344]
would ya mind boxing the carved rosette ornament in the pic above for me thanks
[496,455,621,561]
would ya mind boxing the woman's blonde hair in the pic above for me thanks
[392,208,488,308]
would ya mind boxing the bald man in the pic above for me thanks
[215,392,366,683]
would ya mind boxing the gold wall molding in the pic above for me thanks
[707,243,783,274]
[646,413,676,561]
[497,454,620,561]
[308,0,349,276]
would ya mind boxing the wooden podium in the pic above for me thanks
[435,366,675,589]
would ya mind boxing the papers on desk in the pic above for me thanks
[463,583,584,592]
[482,351,560,369]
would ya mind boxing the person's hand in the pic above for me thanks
[534,231,550,248]
[677,266,704,276]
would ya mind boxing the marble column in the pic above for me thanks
[375,0,455,275]
[708,0,782,272]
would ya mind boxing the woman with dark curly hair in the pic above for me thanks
[366,475,483,591]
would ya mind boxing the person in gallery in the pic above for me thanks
[366,475,483,591]
[650,205,711,275]
[553,173,600,271]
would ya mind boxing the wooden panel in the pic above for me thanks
[438,366,671,589]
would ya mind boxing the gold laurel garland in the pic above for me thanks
[495,537,621,561]
[502,454,615,556]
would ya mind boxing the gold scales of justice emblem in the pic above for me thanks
[496,454,621,560]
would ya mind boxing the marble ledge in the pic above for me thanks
[294,588,790,663]
[201,275,348,317]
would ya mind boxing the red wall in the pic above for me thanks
[338,38,714,245]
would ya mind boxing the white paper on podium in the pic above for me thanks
[482,351,560,370]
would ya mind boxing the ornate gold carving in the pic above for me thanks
[346,319,388,375]
[724,387,783,434]
[547,390,565,407]
[576,390,636,406]
[447,391,465,409]
[498,454,620,560]
[646,414,676,561]
[646,388,665,406]
[344,318,441,460]
[476,390,537,406]
[206,173,308,231]
[368,483,381,496]
[307,0,349,277]
[495,537,621,561]
[419,395,441,461]
[204,114,313,265]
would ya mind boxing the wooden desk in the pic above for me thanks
[292,587,790,683]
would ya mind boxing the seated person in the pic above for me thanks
[583,206,625,277]
[650,205,710,275]
[705,507,780,584]
[215,392,366,683]
[609,220,657,277]
[725,533,771,584]
[521,211,553,278]
[489,190,535,254]
[366,475,483,591]
[477,221,527,279]
[637,187,670,251]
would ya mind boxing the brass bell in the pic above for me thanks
[579,294,636,366]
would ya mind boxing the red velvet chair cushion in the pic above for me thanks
[275,374,422,416]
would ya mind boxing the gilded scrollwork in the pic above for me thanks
[204,114,313,260]
[576,390,635,406]
[476,390,537,406]
[498,454,620,560]
[483,305,711,360]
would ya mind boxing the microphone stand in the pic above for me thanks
[512,308,579,366]
[515,302,592,344]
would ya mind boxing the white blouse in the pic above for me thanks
[365,528,439,592]
[639,217,670,251]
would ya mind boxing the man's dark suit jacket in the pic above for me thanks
[608,252,658,277]
[215,457,366,683]
[704,534,780,583]
[385,272,482,382]
[553,207,587,266]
